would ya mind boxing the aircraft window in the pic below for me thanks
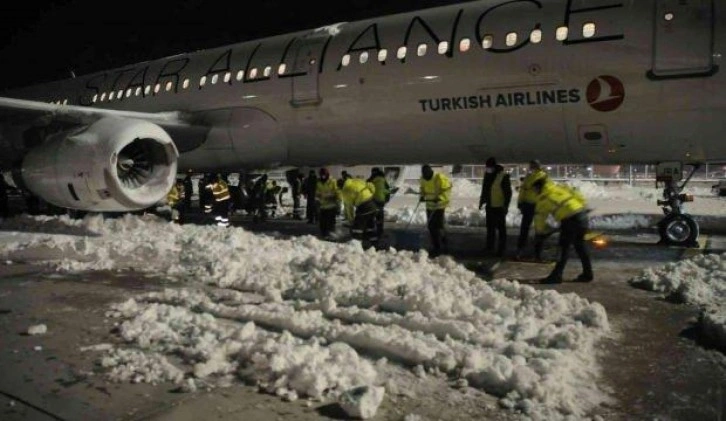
[397,46,407,59]
[530,29,542,44]
[459,38,471,52]
[92,94,98,103]
[145,85,151,95]
[437,41,449,55]
[200,76,207,87]
[359,51,369,64]
[100,93,106,102]
[236,70,244,81]
[63,99,68,105]
[183,79,190,89]
[664,12,674,21]
[250,68,258,79]
[583,23,596,38]
[278,64,287,75]
[417,43,427,57]
[506,32,518,47]
[109,92,115,101]
[117,90,124,99]
[556,26,569,41]
[482,35,493,49]
[135,87,142,96]
[153,84,160,94]
[341,54,351,66]
[264,66,272,77]
[211,74,219,84]
[224,72,231,83]
[165,81,173,92]
[126,89,132,98]
[378,49,387,62]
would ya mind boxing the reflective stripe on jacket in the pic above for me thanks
[340,178,375,222]
[316,178,339,209]
[211,180,230,202]
[518,169,548,205]
[534,182,587,234]
[419,172,452,210]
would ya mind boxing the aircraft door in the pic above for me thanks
[651,0,715,78]
[290,35,328,106]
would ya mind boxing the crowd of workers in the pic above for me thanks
[0,159,594,284]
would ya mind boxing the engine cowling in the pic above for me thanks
[21,117,178,211]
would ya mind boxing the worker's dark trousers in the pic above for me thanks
[426,209,447,254]
[517,203,536,251]
[306,195,318,223]
[351,201,379,246]
[486,206,507,256]
[0,195,7,218]
[319,207,337,236]
[374,200,386,238]
[292,192,302,219]
[549,212,593,279]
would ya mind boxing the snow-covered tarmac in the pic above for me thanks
[0,180,724,420]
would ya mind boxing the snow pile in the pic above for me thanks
[630,253,726,350]
[388,206,521,228]
[590,214,652,230]
[0,215,611,418]
[451,178,481,199]
[27,324,47,336]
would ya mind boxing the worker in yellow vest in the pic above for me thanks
[166,180,184,223]
[532,178,593,283]
[367,167,391,239]
[338,174,379,247]
[419,165,452,257]
[208,174,231,227]
[315,168,339,238]
[479,157,512,257]
[516,160,548,260]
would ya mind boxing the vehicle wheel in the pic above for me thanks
[658,213,699,247]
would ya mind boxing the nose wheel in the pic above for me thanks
[658,213,699,247]
[655,163,700,248]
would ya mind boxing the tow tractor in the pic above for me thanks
[655,162,699,247]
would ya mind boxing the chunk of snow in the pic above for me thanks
[80,343,114,352]
[339,386,385,419]
[630,253,726,350]
[27,324,47,335]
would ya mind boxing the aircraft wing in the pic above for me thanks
[0,96,189,127]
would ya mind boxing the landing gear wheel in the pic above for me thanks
[658,213,699,247]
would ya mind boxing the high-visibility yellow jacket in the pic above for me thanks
[167,184,181,206]
[211,180,230,202]
[369,175,390,204]
[340,178,375,222]
[534,182,587,234]
[316,178,339,210]
[419,172,452,210]
[518,169,548,205]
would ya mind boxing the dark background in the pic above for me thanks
[0,0,465,90]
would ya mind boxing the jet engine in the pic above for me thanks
[21,117,178,211]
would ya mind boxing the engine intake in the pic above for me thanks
[22,117,178,211]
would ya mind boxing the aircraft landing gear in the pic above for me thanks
[655,163,699,247]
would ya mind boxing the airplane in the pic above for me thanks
[0,0,723,247]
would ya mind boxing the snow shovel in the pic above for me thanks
[395,201,424,250]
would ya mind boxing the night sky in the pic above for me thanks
[0,0,466,90]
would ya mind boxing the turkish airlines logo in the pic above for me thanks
[587,76,625,112]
